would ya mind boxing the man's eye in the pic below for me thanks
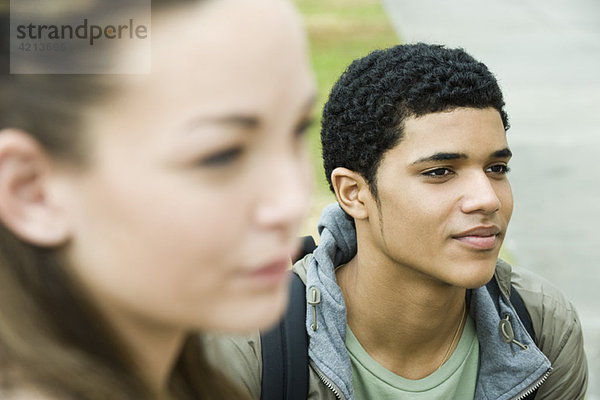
[486,164,510,174]
[423,168,454,177]
[199,147,243,167]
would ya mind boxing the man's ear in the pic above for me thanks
[0,129,70,247]
[331,167,372,220]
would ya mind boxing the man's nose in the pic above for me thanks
[460,171,501,215]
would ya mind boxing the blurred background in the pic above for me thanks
[296,0,599,397]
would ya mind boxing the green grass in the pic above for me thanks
[295,0,399,235]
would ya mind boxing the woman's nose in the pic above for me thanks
[253,157,311,231]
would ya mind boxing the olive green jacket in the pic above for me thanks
[204,258,587,399]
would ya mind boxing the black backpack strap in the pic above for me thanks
[510,285,535,342]
[259,272,309,400]
[295,236,317,263]
[260,236,315,400]
[510,285,538,400]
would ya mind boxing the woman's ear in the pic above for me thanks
[330,167,372,220]
[0,129,70,246]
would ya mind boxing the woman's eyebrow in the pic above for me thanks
[188,115,260,130]
[184,94,317,133]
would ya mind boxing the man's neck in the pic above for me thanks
[336,247,468,380]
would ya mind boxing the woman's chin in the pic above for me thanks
[201,281,291,334]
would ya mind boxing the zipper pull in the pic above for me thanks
[307,287,321,331]
[499,314,529,350]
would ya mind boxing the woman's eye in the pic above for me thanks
[423,168,454,178]
[486,164,510,174]
[295,117,314,138]
[199,147,243,167]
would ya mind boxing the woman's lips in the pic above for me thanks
[246,257,290,286]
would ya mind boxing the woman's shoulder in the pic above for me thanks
[201,333,262,399]
[0,368,59,400]
[0,387,59,400]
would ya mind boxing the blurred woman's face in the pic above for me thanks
[62,0,315,333]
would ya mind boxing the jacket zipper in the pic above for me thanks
[511,367,552,400]
[310,361,346,400]
[307,286,346,399]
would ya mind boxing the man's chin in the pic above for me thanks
[451,258,498,290]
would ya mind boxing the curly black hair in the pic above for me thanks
[321,43,509,197]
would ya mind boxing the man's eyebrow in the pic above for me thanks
[491,147,512,158]
[411,152,468,165]
[411,148,513,165]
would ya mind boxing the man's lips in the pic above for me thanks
[452,226,501,250]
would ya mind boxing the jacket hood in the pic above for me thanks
[304,203,357,400]
[298,203,551,400]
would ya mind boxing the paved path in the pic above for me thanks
[382,0,600,397]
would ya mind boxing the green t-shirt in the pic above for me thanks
[346,315,479,400]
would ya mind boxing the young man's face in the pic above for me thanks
[367,107,513,288]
